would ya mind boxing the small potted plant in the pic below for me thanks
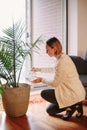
[0,21,42,117]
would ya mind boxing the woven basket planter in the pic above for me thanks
[2,83,30,117]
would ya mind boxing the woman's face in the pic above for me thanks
[46,44,55,57]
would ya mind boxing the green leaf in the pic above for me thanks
[0,20,43,88]
[0,88,3,96]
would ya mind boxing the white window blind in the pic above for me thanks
[32,0,66,68]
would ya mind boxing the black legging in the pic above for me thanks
[41,89,67,115]
[41,89,57,104]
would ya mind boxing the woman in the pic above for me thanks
[31,37,86,120]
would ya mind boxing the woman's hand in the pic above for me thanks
[31,67,41,72]
[31,77,42,83]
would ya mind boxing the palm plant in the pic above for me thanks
[0,21,42,90]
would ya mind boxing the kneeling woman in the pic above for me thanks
[31,37,86,120]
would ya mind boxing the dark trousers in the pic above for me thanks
[40,89,67,115]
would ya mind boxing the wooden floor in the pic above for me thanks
[0,95,87,130]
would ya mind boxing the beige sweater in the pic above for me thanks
[41,54,86,108]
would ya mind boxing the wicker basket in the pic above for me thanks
[2,83,30,117]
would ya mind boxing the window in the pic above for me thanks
[0,0,67,84]
[30,0,67,68]
[25,0,67,85]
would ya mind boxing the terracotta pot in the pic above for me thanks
[2,83,30,117]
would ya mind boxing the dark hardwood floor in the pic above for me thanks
[0,94,87,130]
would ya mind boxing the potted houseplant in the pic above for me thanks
[0,21,42,117]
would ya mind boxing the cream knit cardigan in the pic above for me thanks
[41,54,86,108]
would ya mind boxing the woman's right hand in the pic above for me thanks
[31,77,42,83]
[31,67,41,72]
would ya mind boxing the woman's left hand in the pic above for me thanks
[31,77,42,83]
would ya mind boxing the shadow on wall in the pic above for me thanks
[85,51,87,61]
